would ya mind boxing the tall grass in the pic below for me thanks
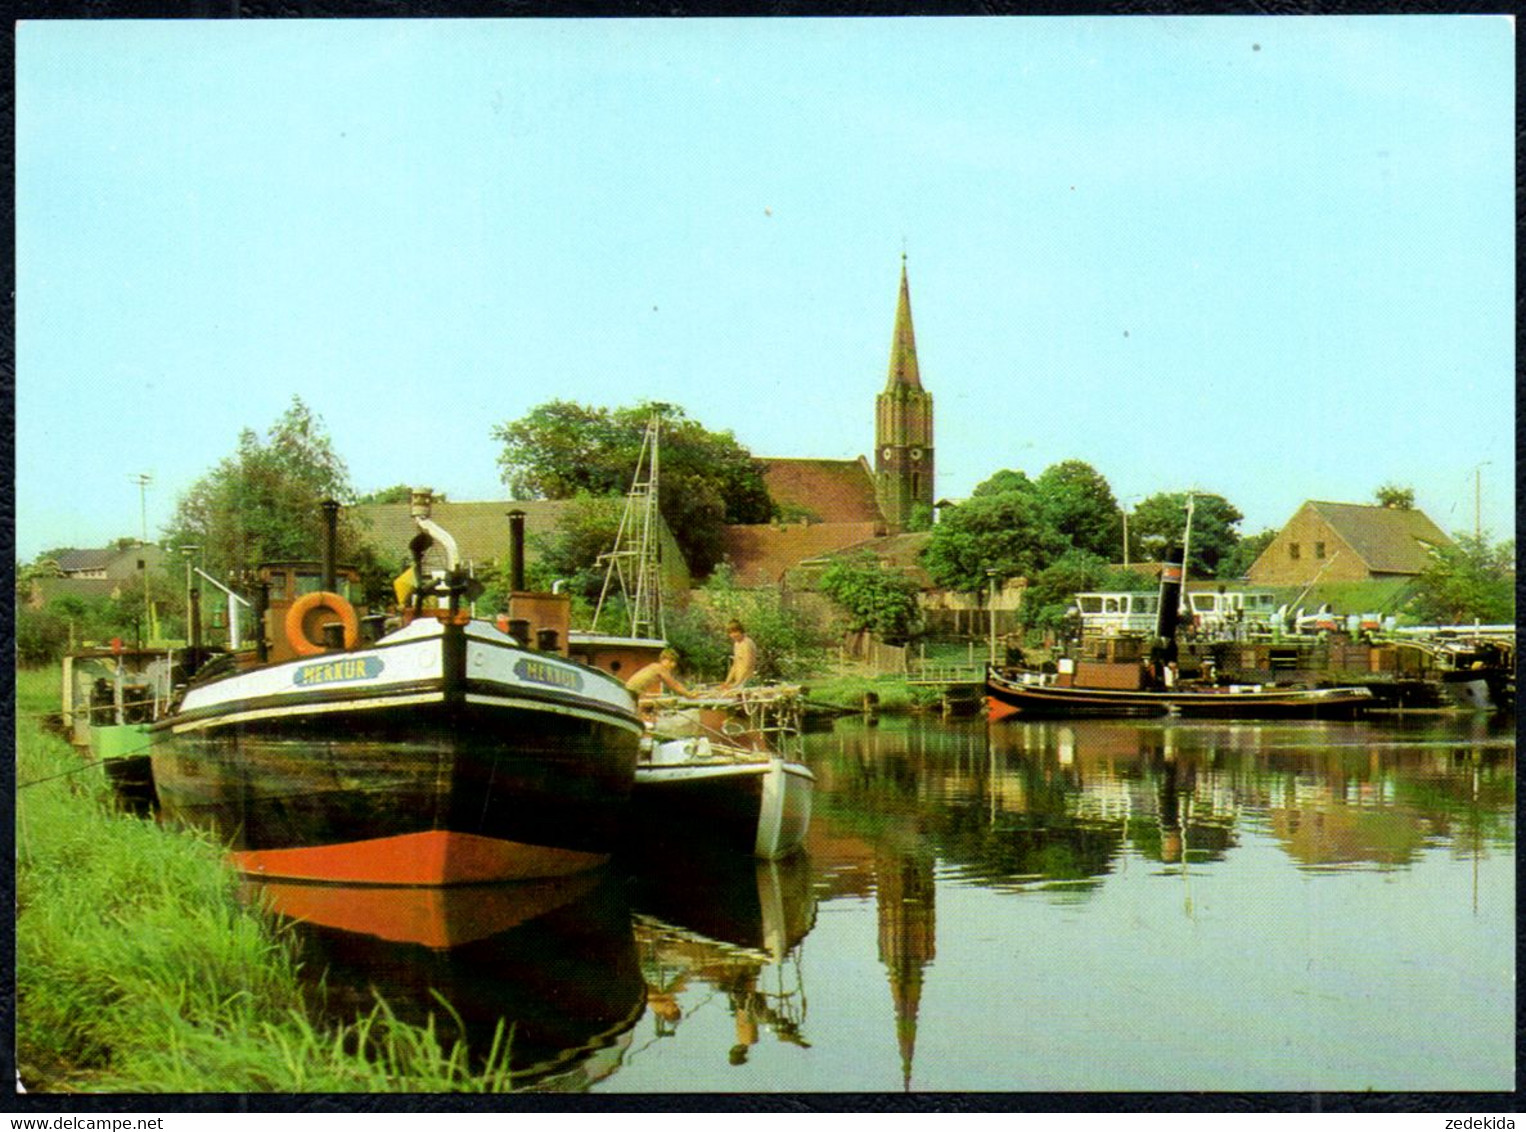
[15,665,519,1093]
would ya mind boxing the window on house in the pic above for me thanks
[1289,543,1301,560]
[1315,542,1326,559]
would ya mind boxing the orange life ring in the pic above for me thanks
[285,591,361,656]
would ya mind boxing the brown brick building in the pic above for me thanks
[1245,500,1452,587]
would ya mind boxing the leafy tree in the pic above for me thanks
[1405,534,1515,625]
[16,608,70,666]
[1129,491,1245,579]
[1375,483,1416,510]
[1033,460,1120,560]
[969,468,1034,499]
[818,554,924,644]
[492,401,772,577]
[922,489,1068,595]
[165,398,377,597]
[1217,528,1278,581]
[355,484,446,505]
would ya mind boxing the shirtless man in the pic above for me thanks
[719,621,757,690]
[624,649,694,698]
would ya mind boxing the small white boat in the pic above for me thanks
[631,687,814,860]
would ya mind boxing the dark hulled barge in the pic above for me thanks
[150,496,643,885]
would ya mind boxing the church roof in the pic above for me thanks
[884,257,922,393]
[719,522,884,587]
[759,457,886,524]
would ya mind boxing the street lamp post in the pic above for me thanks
[987,569,999,667]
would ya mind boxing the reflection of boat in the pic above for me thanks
[628,853,816,1059]
[633,687,815,859]
[265,871,646,1091]
[986,665,1376,720]
[243,871,605,950]
[150,497,643,885]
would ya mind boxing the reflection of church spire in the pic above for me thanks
[875,846,936,1091]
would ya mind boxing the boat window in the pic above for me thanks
[1191,594,1216,612]
[1105,597,1122,613]
[1079,596,1103,613]
[295,572,323,596]
[267,572,288,601]
[1139,596,1158,613]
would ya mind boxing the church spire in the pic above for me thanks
[875,254,935,532]
[885,254,923,393]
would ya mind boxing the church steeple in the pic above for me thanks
[885,256,923,393]
[875,255,935,531]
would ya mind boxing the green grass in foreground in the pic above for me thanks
[14,665,518,1093]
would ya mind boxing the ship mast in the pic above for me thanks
[592,411,665,640]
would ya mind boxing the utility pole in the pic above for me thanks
[131,473,153,640]
[1474,461,1491,542]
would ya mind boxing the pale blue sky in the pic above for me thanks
[16,15,1515,561]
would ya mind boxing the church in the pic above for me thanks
[719,256,938,587]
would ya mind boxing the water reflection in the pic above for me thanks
[237,713,1512,1093]
[246,871,646,1091]
[627,854,817,1066]
[808,715,1514,891]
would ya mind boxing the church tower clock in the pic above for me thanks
[875,255,935,531]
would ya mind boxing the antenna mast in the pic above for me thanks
[592,411,665,640]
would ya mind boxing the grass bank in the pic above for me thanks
[14,666,518,1094]
[800,669,945,714]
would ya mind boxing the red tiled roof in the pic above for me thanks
[720,522,884,587]
[759,457,885,524]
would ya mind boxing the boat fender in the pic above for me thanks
[285,591,361,656]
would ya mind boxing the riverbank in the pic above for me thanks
[14,666,520,1093]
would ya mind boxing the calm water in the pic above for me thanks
[252,712,1515,1094]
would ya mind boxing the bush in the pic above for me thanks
[666,566,829,683]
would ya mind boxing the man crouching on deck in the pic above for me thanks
[625,648,694,700]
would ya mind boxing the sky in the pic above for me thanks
[15,15,1516,562]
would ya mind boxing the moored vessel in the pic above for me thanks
[150,496,643,885]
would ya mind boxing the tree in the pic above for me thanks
[1406,534,1515,625]
[1129,491,1245,579]
[165,398,377,595]
[922,489,1068,595]
[356,484,446,505]
[492,401,772,577]
[1375,483,1416,510]
[818,554,924,644]
[969,468,1034,499]
[1033,460,1120,560]
[1217,528,1278,581]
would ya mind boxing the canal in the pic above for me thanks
[248,712,1515,1094]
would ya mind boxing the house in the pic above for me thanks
[27,544,167,608]
[349,498,691,595]
[1245,501,1452,587]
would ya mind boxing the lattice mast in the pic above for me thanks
[592,412,665,639]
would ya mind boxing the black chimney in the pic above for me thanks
[320,499,340,594]
[1154,547,1184,658]
[508,510,526,592]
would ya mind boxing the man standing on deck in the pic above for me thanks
[719,620,757,690]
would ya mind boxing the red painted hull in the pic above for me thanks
[233,829,608,887]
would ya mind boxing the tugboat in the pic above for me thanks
[150,493,643,885]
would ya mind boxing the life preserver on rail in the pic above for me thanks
[284,591,361,656]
